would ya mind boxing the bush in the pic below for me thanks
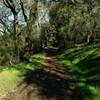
[0,36,18,66]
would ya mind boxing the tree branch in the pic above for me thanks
[3,0,9,8]
[3,0,17,15]
[19,0,27,22]
[0,19,13,34]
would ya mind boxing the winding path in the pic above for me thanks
[3,55,81,100]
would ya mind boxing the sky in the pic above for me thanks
[0,0,51,35]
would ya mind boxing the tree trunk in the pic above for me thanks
[13,14,20,61]
[87,34,90,43]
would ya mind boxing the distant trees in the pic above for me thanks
[0,0,100,65]
[48,0,100,49]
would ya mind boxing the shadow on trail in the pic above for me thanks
[23,68,82,100]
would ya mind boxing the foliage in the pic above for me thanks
[0,35,18,65]
[0,0,43,65]
[0,1,100,99]
[48,0,100,49]
[0,0,100,65]
[58,43,100,100]
[0,53,45,99]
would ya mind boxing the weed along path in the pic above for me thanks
[3,55,81,100]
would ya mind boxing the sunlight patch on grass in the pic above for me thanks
[0,53,45,99]
[58,43,100,100]
[0,69,22,99]
[94,87,100,100]
[72,49,96,64]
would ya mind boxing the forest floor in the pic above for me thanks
[1,43,100,100]
[2,55,81,100]
[0,54,45,100]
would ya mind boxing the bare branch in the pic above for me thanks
[3,0,17,15]
[19,0,27,22]
[0,30,4,33]
[0,19,13,34]
[3,0,9,8]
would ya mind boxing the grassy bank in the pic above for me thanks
[58,43,100,100]
[0,54,45,100]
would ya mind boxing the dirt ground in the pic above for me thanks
[2,56,82,100]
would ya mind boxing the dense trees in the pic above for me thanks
[0,0,39,64]
[0,0,100,65]
[48,0,100,48]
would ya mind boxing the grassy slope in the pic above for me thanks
[0,54,45,99]
[58,43,100,100]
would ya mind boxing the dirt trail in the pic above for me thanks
[3,56,81,100]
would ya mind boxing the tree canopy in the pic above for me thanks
[0,0,100,65]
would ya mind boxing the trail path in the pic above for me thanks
[3,55,81,100]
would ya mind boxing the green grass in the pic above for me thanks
[58,43,100,100]
[0,54,45,100]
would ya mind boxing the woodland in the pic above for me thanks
[0,0,100,100]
